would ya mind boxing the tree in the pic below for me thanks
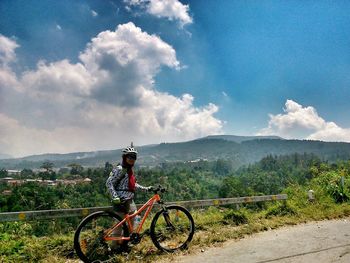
[21,169,34,178]
[213,159,232,176]
[219,175,248,197]
[104,162,113,177]
[40,161,55,180]
[68,163,83,175]
[0,168,8,178]
[41,161,54,173]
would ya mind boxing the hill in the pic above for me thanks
[1,135,350,169]
[0,153,12,160]
[200,135,283,143]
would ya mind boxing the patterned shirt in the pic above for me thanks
[106,164,148,200]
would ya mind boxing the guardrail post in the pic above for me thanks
[308,190,315,202]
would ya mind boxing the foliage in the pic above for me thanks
[21,169,34,178]
[265,201,298,218]
[220,153,320,197]
[0,168,8,178]
[67,163,84,175]
[1,152,350,262]
[40,161,54,172]
[223,209,249,225]
[311,171,350,203]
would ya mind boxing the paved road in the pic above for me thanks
[175,218,350,263]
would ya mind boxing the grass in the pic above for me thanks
[2,188,350,263]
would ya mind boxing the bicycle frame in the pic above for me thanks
[104,193,161,242]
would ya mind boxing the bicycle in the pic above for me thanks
[74,185,195,263]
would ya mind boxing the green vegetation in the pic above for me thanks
[1,153,350,262]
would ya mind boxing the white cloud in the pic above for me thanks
[0,34,19,66]
[0,35,22,116]
[79,22,180,106]
[0,25,223,157]
[21,59,94,97]
[124,0,192,27]
[0,113,70,157]
[138,88,222,139]
[257,99,350,142]
[91,10,98,17]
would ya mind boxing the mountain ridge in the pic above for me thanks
[199,135,283,143]
[1,135,350,170]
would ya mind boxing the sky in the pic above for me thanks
[1,0,350,157]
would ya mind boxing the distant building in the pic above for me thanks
[56,179,77,186]
[24,179,42,183]
[0,177,14,182]
[7,180,23,186]
[83,178,92,183]
[0,177,92,187]
[56,178,92,186]
[2,190,12,196]
[186,158,208,163]
[0,177,22,186]
[7,170,21,176]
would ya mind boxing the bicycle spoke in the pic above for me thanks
[150,206,194,252]
[74,212,129,262]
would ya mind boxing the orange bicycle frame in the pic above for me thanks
[104,193,161,241]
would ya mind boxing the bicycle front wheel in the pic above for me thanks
[74,211,129,263]
[150,205,195,252]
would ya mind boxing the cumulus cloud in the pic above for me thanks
[22,60,94,97]
[79,22,180,105]
[0,34,19,66]
[0,24,223,157]
[0,34,21,113]
[257,99,350,142]
[124,0,192,27]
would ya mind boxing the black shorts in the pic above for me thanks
[113,199,137,215]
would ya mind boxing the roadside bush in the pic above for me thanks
[223,209,249,225]
[265,201,298,218]
[311,171,350,203]
[283,184,309,208]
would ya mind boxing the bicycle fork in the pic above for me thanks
[162,209,176,230]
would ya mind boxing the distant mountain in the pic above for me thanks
[0,153,12,160]
[1,135,350,170]
[200,135,283,143]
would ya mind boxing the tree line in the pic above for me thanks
[2,153,350,214]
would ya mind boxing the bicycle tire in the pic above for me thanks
[150,205,195,252]
[74,211,129,263]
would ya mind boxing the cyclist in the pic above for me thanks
[106,143,152,251]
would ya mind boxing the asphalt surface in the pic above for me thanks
[174,218,350,263]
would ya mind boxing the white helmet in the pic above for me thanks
[122,142,138,159]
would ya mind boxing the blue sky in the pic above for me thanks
[1,0,350,157]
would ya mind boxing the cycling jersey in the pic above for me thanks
[106,164,148,201]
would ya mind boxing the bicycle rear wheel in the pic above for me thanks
[74,211,129,263]
[150,205,195,252]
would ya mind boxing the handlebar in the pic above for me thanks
[152,185,166,194]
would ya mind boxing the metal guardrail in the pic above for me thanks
[0,194,287,222]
